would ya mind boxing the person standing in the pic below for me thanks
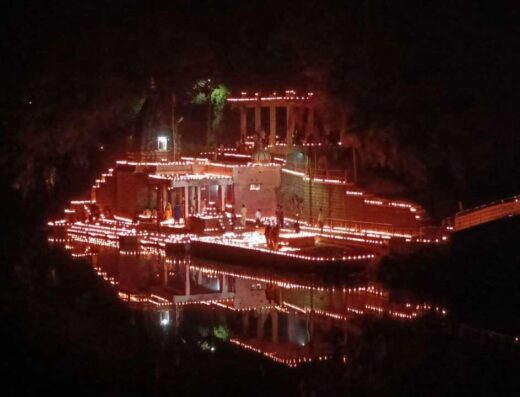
[317,207,324,233]
[279,205,284,228]
[255,208,262,227]
[271,224,280,250]
[240,204,248,227]
[294,219,300,233]
[275,204,281,226]
[164,202,173,220]
[173,203,181,224]
[264,223,272,249]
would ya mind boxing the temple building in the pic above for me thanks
[127,78,177,161]
[82,89,425,235]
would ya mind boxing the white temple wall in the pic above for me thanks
[232,165,281,217]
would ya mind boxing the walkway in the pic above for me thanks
[454,195,520,232]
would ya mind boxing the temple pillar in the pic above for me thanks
[185,263,190,296]
[256,311,267,339]
[188,186,194,214]
[254,106,261,132]
[239,107,247,141]
[184,186,189,223]
[271,308,279,343]
[287,312,296,342]
[269,106,277,146]
[286,105,295,146]
[221,274,228,293]
[197,186,202,214]
[220,184,226,211]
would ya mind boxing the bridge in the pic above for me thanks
[453,195,520,232]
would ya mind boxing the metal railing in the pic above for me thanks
[299,215,424,237]
[454,196,520,231]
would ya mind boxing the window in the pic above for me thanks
[250,183,261,191]
[157,136,168,151]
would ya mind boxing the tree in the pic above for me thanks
[190,79,230,146]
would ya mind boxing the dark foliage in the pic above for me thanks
[1,1,519,218]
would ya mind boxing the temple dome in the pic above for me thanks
[252,149,272,164]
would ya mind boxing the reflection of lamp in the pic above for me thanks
[160,311,170,326]
[157,136,168,151]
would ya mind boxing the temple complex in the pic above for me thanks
[85,89,425,234]
[52,87,449,271]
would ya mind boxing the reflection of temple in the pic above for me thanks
[58,239,446,367]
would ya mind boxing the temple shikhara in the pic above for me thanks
[52,85,448,269]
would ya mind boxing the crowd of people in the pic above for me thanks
[133,200,323,249]
[262,204,286,250]
[263,222,280,250]
[232,202,320,251]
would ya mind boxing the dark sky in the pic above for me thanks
[1,0,520,214]
[2,0,519,94]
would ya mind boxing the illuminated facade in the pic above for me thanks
[58,89,437,254]
[228,90,318,147]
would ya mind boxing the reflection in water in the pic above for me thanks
[50,236,450,368]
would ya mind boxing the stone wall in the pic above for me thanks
[93,175,116,212]
[92,161,420,228]
[232,165,281,217]
[278,170,420,228]
[115,171,150,217]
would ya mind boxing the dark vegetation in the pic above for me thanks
[1,0,520,222]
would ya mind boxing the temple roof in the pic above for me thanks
[129,80,173,153]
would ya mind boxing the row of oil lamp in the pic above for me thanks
[228,338,332,369]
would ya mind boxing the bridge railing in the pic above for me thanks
[454,196,520,231]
